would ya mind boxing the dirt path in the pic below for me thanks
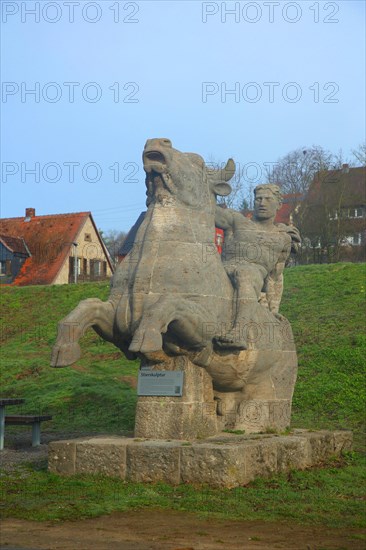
[1,511,364,550]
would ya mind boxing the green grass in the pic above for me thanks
[0,282,138,434]
[281,263,365,450]
[1,453,364,527]
[0,263,365,526]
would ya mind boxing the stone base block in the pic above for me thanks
[49,429,352,488]
[135,400,217,440]
[215,396,292,434]
[134,357,218,440]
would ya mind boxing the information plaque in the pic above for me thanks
[137,369,184,397]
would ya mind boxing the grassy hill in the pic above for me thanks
[1,263,365,528]
[1,282,138,434]
[282,263,365,449]
[0,262,365,446]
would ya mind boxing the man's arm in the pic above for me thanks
[265,259,285,315]
[265,226,299,315]
[215,206,235,230]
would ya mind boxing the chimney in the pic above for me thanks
[342,164,349,174]
[25,208,36,218]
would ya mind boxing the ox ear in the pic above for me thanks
[213,182,232,197]
[208,158,235,196]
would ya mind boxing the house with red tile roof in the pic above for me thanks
[0,208,114,286]
[275,193,304,225]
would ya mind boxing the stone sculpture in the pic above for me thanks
[215,184,301,349]
[51,138,300,435]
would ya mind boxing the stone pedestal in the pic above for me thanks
[49,429,353,488]
[134,356,218,439]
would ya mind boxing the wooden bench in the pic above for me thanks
[5,415,52,447]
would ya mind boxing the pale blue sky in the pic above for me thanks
[1,0,365,231]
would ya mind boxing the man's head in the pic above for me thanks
[253,184,282,221]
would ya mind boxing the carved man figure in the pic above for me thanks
[215,184,300,349]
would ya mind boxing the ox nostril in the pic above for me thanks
[161,139,172,147]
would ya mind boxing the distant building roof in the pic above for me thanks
[307,166,366,208]
[0,209,92,285]
[119,212,146,256]
[0,235,30,256]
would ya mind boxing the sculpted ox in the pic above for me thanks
[51,139,299,428]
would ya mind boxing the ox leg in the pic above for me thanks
[51,298,115,367]
[128,297,210,354]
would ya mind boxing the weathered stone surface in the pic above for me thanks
[276,436,310,471]
[75,437,128,477]
[216,398,291,434]
[48,430,353,488]
[135,357,217,439]
[48,440,76,475]
[135,401,217,440]
[295,430,335,463]
[293,429,353,463]
[332,430,353,454]
[127,441,181,484]
[180,443,247,488]
[243,439,278,481]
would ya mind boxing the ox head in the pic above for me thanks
[143,138,235,210]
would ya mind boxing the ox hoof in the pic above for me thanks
[50,342,81,367]
[128,328,163,354]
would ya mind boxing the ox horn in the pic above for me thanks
[208,158,236,182]
[222,158,235,181]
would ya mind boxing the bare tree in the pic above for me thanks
[100,229,127,266]
[265,145,342,195]
[352,143,366,166]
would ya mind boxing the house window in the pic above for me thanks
[353,233,362,245]
[343,234,362,246]
[0,260,12,276]
[77,258,82,275]
[88,260,107,279]
[329,210,338,220]
[90,260,101,278]
[84,233,92,242]
[69,257,75,281]
[350,207,364,218]
[83,258,88,274]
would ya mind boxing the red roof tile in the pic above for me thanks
[0,211,90,285]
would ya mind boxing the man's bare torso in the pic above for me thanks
[220,211,291,276]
